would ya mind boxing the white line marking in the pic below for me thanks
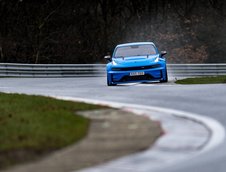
[52,96,225,172]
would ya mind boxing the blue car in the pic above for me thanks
[105,42,168,86]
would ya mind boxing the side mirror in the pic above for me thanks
[104,55,112,62]
[160,51,167,57]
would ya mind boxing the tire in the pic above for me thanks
[160,70,168,83]
[107,81,117,86]
[107,77,116,86]
[107,79,112,86]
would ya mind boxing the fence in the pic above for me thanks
[0,63,226,78]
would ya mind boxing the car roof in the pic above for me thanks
[116,42,155,48]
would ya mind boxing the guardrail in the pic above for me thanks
[167,64,226,78]
[0,63,226,78]
[0,63,105,77]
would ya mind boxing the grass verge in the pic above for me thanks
[175,76,226,84]
[0,93,101,169]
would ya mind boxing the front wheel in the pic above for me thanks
[107,80,117,86]
[107,76,117,86]
[160,70,168,83]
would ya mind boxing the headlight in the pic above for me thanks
[112,61,117,65]
[154,57,159,62]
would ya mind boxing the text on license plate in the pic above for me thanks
[130,72,145,76]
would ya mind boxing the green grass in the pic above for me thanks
[0,93,101,168]
[175,76,226,84]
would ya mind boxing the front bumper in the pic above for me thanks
[107,67,165,84]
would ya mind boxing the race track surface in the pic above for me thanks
[0,77,226,172]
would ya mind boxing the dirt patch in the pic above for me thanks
[2,109,162,172]
[0,149,53,169]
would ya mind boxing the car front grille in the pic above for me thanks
[118,74,154,82]
[112,64,161,71]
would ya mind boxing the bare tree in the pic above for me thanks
[172,0,196,19]
[209,0,226,17]
[34,1,64,63]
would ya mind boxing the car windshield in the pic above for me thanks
[114,44,157,57]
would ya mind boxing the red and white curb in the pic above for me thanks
[52,96,225,172]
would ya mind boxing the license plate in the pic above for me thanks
[130,72,145,76]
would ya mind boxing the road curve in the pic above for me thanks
[0,77,226,172]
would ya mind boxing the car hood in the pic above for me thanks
[112,55,159,67]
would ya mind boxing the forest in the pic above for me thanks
[0,0,226,64]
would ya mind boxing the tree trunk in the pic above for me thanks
[35,50,40,64]
[0,46,3,62]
